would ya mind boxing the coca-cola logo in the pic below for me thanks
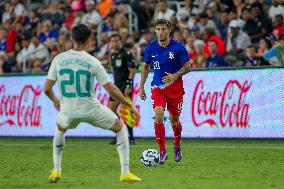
[0,85,42,127]
[192,80,251,128]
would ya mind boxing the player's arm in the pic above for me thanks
[44,57,60,111]
[104,82,132,107]
[162,43,191,83]
[139,63,150,101]
[162,62,190,83]
[44,79,60,111]
[139,44,151,101]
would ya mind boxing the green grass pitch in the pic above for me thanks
[0,138,284,189]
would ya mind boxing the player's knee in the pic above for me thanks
[57,125,67,133]
[154,107,164,124]
[170,117,179,128]
[155,116,164,124]
[110,119,123,133]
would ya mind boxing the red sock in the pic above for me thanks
[154,123,166,152]
[172,122,182,146]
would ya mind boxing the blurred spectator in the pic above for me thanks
[192,39,207,68]
[0,28,6,51]
[173,30,185,43]
[38,20,59,46]
[96,0,115,18]
[233,0,245,17]
[185,36,195,56]
[242,8,262,44]
[124,42,140,68]
[206,3,221,29]
[256,37,272,57]
[3,19,17,53]
[273,14,284,37]
[64,6,76,31]
[81,0,102,30]
[10,0,27,24]
[269,0,284,21]
[153,0,175,21]
[205,40,227,67]
[113,13,128,31]
[95,32,111,66]
[138,29,153,46]
[219,10,230,40]
[226,20,251,54]
[2,3,12,24]
[243,45,260,67]
[16,37,33,71]
[202,27,225,56]
[101,15,115,34]
[250,4,273,43]
[228,9,245,29]
[28,36,50,72]
[176,9,190,30]
[119,28,129,45]
[198,12,220,36]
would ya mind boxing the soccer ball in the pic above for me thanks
[140,149,160,167]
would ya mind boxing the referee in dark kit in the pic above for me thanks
[108,33,137,145]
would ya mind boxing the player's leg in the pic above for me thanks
[49,114,81,183]
[49,124,66,183]
[168,97,183,162]
[151,87,167,164]
[169,114,182,162]
[91,105,141,182]
[108,100,119,145]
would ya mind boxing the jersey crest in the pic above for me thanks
[169,52,174,59]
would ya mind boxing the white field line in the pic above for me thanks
[1,143,284,150]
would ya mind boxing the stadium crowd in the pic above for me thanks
[0,0,284,74]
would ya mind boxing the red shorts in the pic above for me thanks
[151,79,184,116]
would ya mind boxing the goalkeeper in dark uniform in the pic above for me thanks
[108,33,137,145]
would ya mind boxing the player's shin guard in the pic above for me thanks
[116,125,130,174]
[172,122,182,146]
[154,123,166,152]
[53,128,65,171]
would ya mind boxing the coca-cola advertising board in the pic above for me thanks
[1,68,284,138]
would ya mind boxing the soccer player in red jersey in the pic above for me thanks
[139,19,190,164]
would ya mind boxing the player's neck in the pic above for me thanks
[158,38,170,48]
[73,44,88,51]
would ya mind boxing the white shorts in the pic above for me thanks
[56,104,118,130]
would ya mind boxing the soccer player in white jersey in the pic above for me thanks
[44,24,141,183]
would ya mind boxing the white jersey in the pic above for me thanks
[47,49,110,117]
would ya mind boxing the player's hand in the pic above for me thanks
[162,72,178,83]
[139,86,146,101]
[124,86,132,97]
[53,99,60,111]
[129,105,140,123]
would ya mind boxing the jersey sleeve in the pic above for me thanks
[177,43,190,65]
[47,56,58,81]
[126,50,137,69]
[94,63,111,86]
[143,44,151,64]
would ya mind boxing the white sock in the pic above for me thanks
[116,125,130,175]
[53,127,65,171]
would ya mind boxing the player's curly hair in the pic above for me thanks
[154,19,172,30]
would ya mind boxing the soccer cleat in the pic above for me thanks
[174,145,182,162]
[120,172,142,182]
[159,152,168,164]
[48,170,61,183]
